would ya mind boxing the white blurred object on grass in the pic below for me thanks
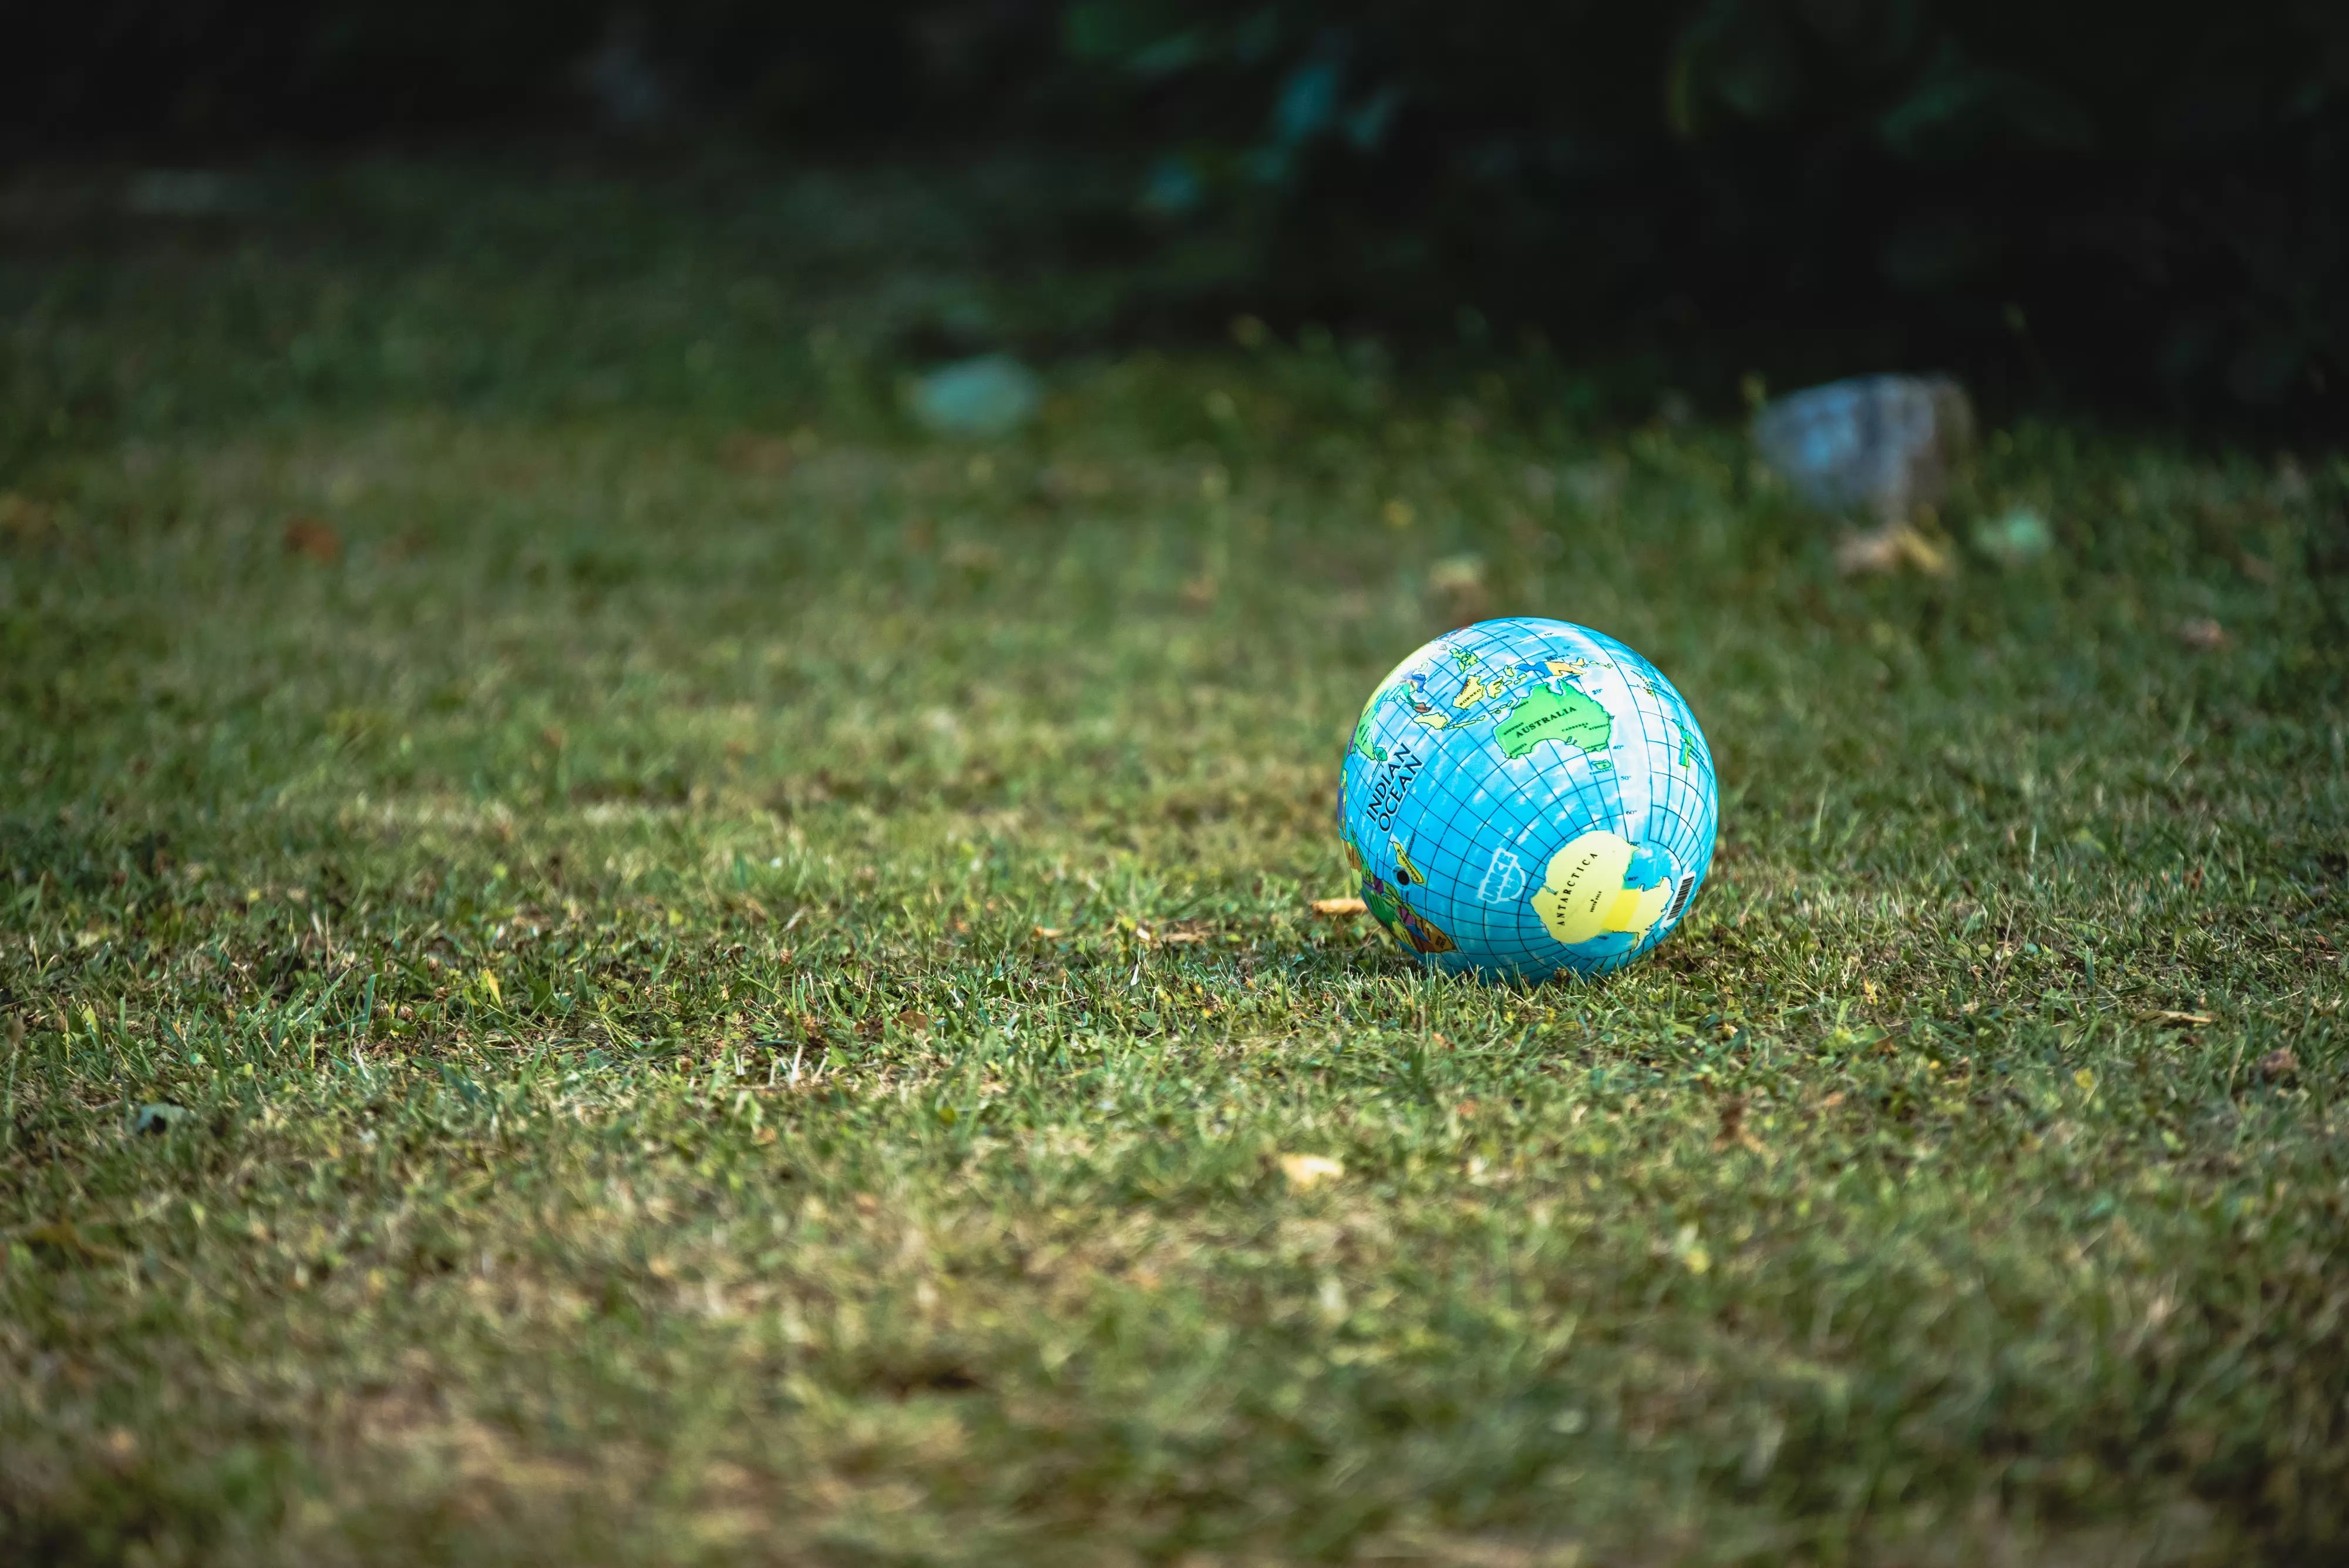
[1751,374,1974,574]
[908,355,1043,440]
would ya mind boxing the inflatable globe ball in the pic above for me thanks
[1337,618,1718,981]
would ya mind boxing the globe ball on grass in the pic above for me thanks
[1338,617,1718,982]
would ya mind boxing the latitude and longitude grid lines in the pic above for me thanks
[1399,623,1582,971]
[1428,621,1596,968]
[1617,642,1716,942]
[1577,622,1717,926]
[1358,620,1715,977]
[1615,638,1717,937]
[1382,625,1521,970]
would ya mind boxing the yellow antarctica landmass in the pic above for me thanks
[1532,829,1674,945]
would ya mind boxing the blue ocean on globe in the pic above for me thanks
[1337,617,1718,981]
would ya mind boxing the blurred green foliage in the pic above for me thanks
[1047,0,2345,426]
[9,2,2345,428]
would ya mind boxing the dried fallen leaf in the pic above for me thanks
[282,515,342,563]
[2177,617,2230,652]
[1311,897,1367,916]
[1429,553,1490,621]
[1278,1153,1344,1190]
[1835,526,1901,574]
[718,432,796,479]
[1836,521,1950,577]
[2142,1010,2215,1027]
[1896,525,1951,573]
[1033,925,1065,939]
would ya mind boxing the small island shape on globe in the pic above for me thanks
[1338,617,1718,981]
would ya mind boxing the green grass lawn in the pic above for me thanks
[4,161,2347,1567]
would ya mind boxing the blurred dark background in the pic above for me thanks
[10,1,2346,433]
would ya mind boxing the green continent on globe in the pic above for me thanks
[1495,682,1612,760]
